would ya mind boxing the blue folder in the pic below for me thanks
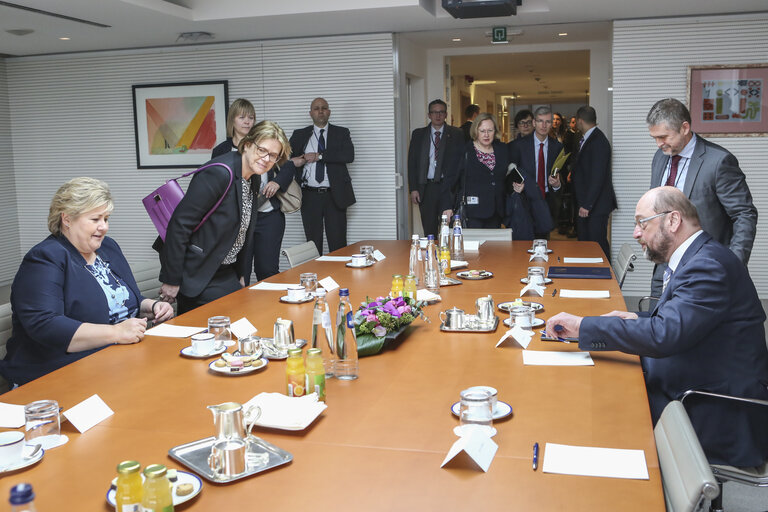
[547,266,613,279]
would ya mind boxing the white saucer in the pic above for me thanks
[520,277,553,285]
[280,294,314,304]
[451,400,513,420]
[208,357,268,375]
[345,261,374,268]
[453,425,497,438]
[107,469,202,507]
[497,301,544,313]
[527,249,553,254]
[0,443,45,473]
[503,317,545,328]
[180,345,227,358]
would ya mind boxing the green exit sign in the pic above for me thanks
[492,26,507,43]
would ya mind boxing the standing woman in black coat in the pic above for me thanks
[159,120,293,313]
[211,98,256,158]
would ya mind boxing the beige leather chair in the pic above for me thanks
[130,260,163,300]
[281,241,320,268]
[654,400,719,512]
[462,228,513,242]
[612,243,637,289]
[0,303,12,393]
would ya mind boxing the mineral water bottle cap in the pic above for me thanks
[339,288,350,297]
[453,214,460,220]
[9,483,34,505]
[412,234,419,240]
[316,287,327,297]
[427,234,435,240]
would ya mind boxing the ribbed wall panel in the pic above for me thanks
[4,34,394,282]
[0,59,20,283]
[612,14,768,298]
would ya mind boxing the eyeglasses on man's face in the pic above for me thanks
[254,145,280,163]
[429,110,447,116]
[518,120,533,127]
[635,211,671,230]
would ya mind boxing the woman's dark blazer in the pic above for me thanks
[0,235,143,385]
[211,138,236,159]
[451,141,508,220]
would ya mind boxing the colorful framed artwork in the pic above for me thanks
[132,81,229,168]
[688,64,768,137]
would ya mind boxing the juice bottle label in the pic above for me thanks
[306,373,326,401]
[121,505,141,512]
[288,374,305,397]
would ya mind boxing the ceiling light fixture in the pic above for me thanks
[59,37,70,41]
[452,38,462,42]
[6,29,34,36]
[473,80,497,85]
[558,32,568,36]
[176,31,214,43]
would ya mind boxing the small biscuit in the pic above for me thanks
[176,483,194,496]
[214,359,227,368]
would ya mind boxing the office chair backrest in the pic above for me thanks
[282,241,320,268]
[462,228,513,242]
[130,260,163,300]
[0,302,12,393]
[654,400,719,512]
[613,243,637,289]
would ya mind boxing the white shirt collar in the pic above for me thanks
[668,230,703,272]
[534,134,548,148]
[313,124,327,136]
[431,125,445,136]
[677,133,697,159]
[582,126,596,141]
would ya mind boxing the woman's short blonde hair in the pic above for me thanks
[238,120,291,166]
[226,98,256,138]
[48,177,114,236]
[470,113,498,141]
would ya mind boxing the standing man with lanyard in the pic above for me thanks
[408,99,464,237]
[646,98,757,298]
[290,98,356,254]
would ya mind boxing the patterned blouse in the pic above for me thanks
[222,178,253,265]
[84,256,139,323]
[475,146,496,170]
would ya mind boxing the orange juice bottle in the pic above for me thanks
[115,460,142,512]
[286,348,306,397]
[390,274,404,298]
[141,464,173,512]
[305,348,326,401]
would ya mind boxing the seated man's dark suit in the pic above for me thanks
[290,123,355,254]
[579,232,768,467]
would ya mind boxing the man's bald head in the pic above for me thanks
[643,186,701,228]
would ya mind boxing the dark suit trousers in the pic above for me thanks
[178,264,241,314]
[419,181,442,237]
[253,209,285,281]
[301,188,347,254]
[577,213,610,261]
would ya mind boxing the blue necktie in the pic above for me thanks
[315,128,326,183]
[662,267,672,293]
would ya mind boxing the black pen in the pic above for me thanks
[557,256,561,263]
[551,288,557,297]
[533,442,539,470]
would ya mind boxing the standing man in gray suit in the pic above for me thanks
[408,99,465,237]
[647,98,757,296]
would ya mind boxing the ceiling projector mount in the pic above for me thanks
[442,0,522,19]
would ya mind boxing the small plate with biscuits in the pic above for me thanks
[107,468,202,507]
[208,355,268,375]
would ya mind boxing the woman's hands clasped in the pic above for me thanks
[113,317,147,345]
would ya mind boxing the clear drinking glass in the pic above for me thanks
[360,245,375,264]
[532,239,548,252]
[459,389,493,428]
[24,400,60,445]
[527,266,546,285]
[300,273,318,296]
[208,316,234,347]
[510,305,534,330]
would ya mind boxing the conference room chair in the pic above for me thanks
[0,302,11,393]
[130,260,163,300]
[462,228,513,242]
[281,241,320,268]
[612,242,637,289]
[654,400,719,512]
[680,390,768,512]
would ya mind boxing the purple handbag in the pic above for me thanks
[143,162,234,241]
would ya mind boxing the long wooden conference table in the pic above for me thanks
[0,240,664,510]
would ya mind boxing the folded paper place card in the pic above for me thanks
[522,350,594,366]
[250,282,301,291]
[521,283,545,297]
[145,324,206,338]
[441,427,498,472]
[563,257,604,264]
[559,289,610,299]
[450,260,469,270]
[464,240,481,251]
[529,251,549,262]
[63,394,114,433]
[416,289,441,302]
[0,402,26,428]
[496,326,533,349]
[231,317,257,340]
[315,256,352,262]
[542,442,649,480]
[373,250,386,261]
[319,276,340,293]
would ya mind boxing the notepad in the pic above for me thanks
[249,282,301,291]
[563,257,604,264]
[542,443,649,480]
[145,324,206,338]
[559,289,610,299]
[315,256,352,262]
[522,350,594,366]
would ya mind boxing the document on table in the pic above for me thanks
[563,257,604,264]
[464,240,482,251]
[542,442,649,480]
[145,324,206,338]
[559,289,610,299]
[315,256,352,262]
[0,402,25,428]
[250,282,301,291]
[522,350,594,366]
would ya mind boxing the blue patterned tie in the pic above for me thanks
[315,128,326,183]
[662,267,672,293]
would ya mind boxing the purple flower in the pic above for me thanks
[393,297,406,308]
[397,305,411,314]
[360,309,373,316]
[366,314,378,323]
[382,301,401,318]
[373,325,387,337]
[368,301,381,308]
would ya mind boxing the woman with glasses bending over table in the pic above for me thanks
[0,178,174,387]
[159,121,294,313]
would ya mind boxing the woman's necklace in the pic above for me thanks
[84,256,127,307]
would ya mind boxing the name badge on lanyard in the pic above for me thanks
[467,196,479,205]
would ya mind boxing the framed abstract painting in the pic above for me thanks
[132,81,229,168]
[688,64,768,137]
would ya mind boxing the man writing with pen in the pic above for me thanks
[545,186,768,468]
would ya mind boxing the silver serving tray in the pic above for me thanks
[168,435,293,484]
[440,315,499,333]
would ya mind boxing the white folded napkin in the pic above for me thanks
[520,283,545,297]
[315,256,352,262]
[250,282,301,291]
[244,392,327,430]
[559,289,610,299]
[563,257,604,264]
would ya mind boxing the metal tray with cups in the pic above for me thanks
[439,296,500,333]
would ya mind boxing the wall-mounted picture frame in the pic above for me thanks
[688,64,767,137]
[132,80,229,168]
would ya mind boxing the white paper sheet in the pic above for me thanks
[0,402,25,428]
[62,394,114,433]
[542,443,649,480]
[563,257,604,264]
[145,324,206,338]
[318,276,340,292]
[464,241,481,251]
[249,282,301,291]
[450,260,469,270]
[230,317,257,340]
[559,289,610,299]
[314,256,353,262]
[441,427,498,472]
[522,350,594,366]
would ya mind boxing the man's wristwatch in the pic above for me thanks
[318,153,323,161]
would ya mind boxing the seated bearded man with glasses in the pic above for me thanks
[160,120,296,313]
[546,186,768,468]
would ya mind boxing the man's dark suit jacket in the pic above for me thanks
[507,133,563,219]
[289,123,355,209]
[407,124,464,196]
[160,151,293,298]
[580,233,768,467]
[571,127,616,215]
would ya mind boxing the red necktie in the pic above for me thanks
[433,130,441,154]
[537,142,546,198]
[665,155,682,187]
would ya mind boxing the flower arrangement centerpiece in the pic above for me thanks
[354,295,427,356]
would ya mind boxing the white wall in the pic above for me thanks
[612,13,768,297]
[0,59,20,283]
[3,34,396,284]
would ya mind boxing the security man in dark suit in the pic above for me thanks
[407,99,464,237]
[289,98,355,254]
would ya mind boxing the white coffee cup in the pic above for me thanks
[0,431,25,465]
[350,254,367,267]
[286,286,306,301]
[465,385,498,412]
[191,332,216,355]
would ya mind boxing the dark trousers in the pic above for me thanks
[301,188,347,254]
[576,213,611,261]
[418,181,443,238]
[466,214,502,229]
[253,209,285,281]
[178,264,241,314]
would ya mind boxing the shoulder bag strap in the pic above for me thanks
[181,162,234,233]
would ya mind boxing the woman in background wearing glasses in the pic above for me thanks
[159,120,294,313]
